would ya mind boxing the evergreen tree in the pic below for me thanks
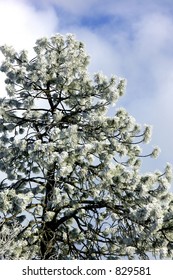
[0,34,173,259]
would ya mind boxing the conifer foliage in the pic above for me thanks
[0,34,173,259]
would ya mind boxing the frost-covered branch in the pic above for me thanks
[0,34,173,259]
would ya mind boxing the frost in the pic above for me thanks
[0,34,172,260]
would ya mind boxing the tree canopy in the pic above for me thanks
[0,34,173,260]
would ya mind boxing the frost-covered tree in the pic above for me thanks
[0,34,173,260]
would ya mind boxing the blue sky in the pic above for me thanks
[0,0,173,182]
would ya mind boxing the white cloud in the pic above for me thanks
[116,12,173,172]
[0,0,59,96]
[102,0,173,21]
[0,0,58,51]
[38,0,101,15]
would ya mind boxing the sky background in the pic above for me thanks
[0,0,173,187]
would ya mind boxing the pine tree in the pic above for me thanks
[0,34,173,259]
